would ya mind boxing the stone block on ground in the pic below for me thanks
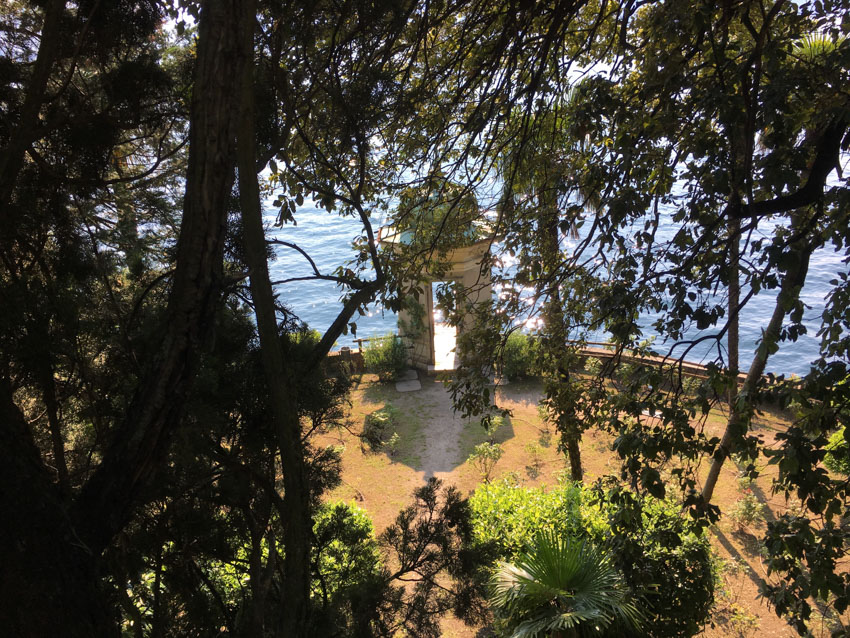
[395,379,422,392]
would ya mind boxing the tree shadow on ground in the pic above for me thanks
[359,375,397,405]
[712,527,768,593]
[358,373,518,478]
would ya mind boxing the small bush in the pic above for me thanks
[501,331,538,380]
[681,375,704,396]
[362,404,400,451]
[615,361,647,390]
[484,415,505,442]
[524,441,543,478]
[385,431,400,458]
[736,475,754,492]
[730,492,765,530]
[362,333,408,381]
[467,442,504,482]
[824,426,849,475]
[713,555,750,602]
[535,403,553,447]
[728,604,759,637]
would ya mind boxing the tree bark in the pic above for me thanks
[73,0,246,554]
[0,1,246,634]
[565,430,583,482]
[235,3,313,634]
[727,215,740,410]
[539,188,582,481]
[40,362,70,491]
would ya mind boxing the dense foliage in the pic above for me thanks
[2,0,849,635]
[500,332,541,381]
[362,404,402,452]
[467,442,505,483]
[446,1,850,631]
[824,426,850,475]
[470,479,715,638]
[312,502,382,607]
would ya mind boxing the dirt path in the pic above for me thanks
[415,378,468,481]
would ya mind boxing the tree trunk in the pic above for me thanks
[39,360,70,491]
[0,1,247,634]
[727,215,740,414]
[705,213,741,500]
[0,377,115,637]
[702,219,813,503]
[566,432,583,482]
[539,189,583,481]
[235,3,313,634]
[74,0,246,554]
[0,0,64,214]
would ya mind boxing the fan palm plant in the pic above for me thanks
[489,531,642,638]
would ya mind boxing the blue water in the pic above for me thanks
[267,204,846,376]
[265,206,397,343]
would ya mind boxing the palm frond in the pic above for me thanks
[489,530,643,638]
[793,32,846,62]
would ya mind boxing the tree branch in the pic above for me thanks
[740,115,848,218]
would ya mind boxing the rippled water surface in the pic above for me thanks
[268,204,846,376]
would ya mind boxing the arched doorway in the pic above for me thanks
[432,280,458,370]
[390,240,493,372]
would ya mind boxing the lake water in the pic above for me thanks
[267,204,845,376]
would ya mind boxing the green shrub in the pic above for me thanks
[470,481,715,638]
[362,333,407,381]
[681,375,704,396]
[615,361,647,390]
[600,491,715,638]
[467,442,504,482]
[729,492,765,530]
[524,441,543,478]
[311,501,381,601]
[535,404,554,447]
[469,479,594,557]
[501,331,538,380]
[824,426,849,475]
[484,415,505,442]
[736,475,754,492]
[362,404,400,451]
[728,604,760,637]
[385,432,400,458]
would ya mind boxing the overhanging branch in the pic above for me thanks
[739,115,848,219]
